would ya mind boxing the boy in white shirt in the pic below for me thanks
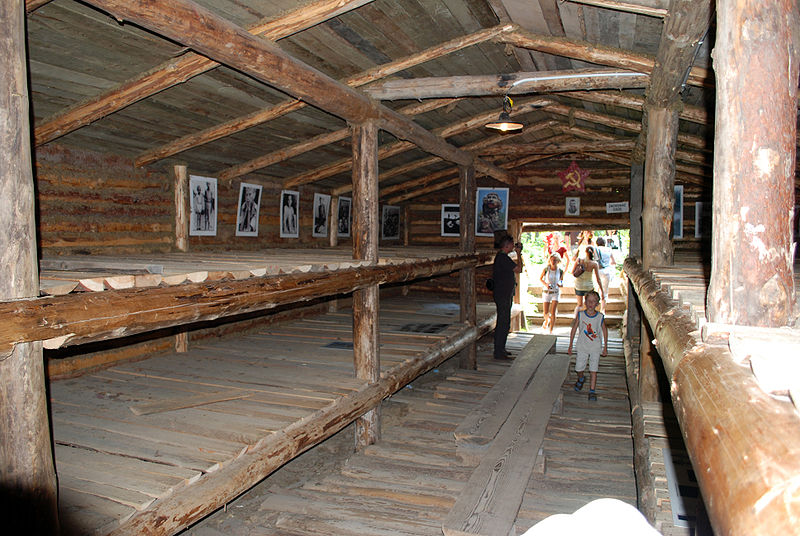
[567,291,608,401]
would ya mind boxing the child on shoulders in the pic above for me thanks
[567,290,608,401]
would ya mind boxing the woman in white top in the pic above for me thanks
[539,252,563,333]
[572,247,604,313]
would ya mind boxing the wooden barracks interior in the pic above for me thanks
[2,0,799,534]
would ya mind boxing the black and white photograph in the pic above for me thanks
[565,196,580,216]
[235,182,262,237]
[280,190,299,238]
[337,196,351,237]
[381,205,400,240]
[673,185,684,239]
[189,175,217,236]
[441,204,460,237]
[475,187,509,237]
[312,193,331,238]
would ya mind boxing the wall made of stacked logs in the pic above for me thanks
[34,145,353,255]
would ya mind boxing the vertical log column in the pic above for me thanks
[173,165,189,352]
[0,2,59,532]
[458,165,477,369]
[640,107,679,400]
[351,121,381,448]
[173,164,188,252]
[708,0,798,325]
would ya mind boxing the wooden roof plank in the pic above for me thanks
[33,0,376,146]
[135,24,516,167]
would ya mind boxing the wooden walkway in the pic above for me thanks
[51,296,497,535]
[195,329,636,535]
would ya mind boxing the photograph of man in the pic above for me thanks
[280,190,299,238]
[236,183,262,236]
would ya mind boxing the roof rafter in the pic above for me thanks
[135,24,517,167]
[281,96,555,188]
[363,69,649,100]
[218,99,461,181]
[564,0,669,18]
[79,0,508,182]
[496,26,712,88]
[34,0,376,146]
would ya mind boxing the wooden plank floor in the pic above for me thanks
[199,329,637,535]
[51,295,496,535]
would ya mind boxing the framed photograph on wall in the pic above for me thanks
[673,185,684,239]
[381,205,400,240]
[235,182,262,237]
[312,193,331,238]
[280,190,299,238]
[565,197,580,216]
[337,196,351,237]
[189,175,217,236]
[441,204,460,237]
[475,187,509,237]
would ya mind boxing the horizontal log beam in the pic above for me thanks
[565,0,668,17]
[0,254,492,353]
[478,139,635,155]
[109,315,497,536]
[135,25,515,167]
[26,0,53,12]
[74,0,504,178]
[498,27,712,88]
[218,99,460,181]
[35,0,374,146]
[624,257,800,535]
[363,69,648,100]
[563,90,710,124]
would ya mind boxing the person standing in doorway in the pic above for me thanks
[492,234,523,360]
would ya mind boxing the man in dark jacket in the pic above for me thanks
[493,234,522,360]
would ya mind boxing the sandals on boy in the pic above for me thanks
[588,390,597,401]
[574,377,585,391]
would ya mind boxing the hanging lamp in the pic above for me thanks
[485,95,524,132]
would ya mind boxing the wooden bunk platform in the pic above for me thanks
[38,247,475,295]
[193,331,636,535]
[51,295,499,536]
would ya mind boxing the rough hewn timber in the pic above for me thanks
[707,0,798,326]
[0,253,492,353]
[459,165,477,370]
[218,99,459,181]
[625,257,800,535]
[565,0,668,17]
[498,27,712,87]
[34,0,374,146]
[479,139,635,155]
[0,2,58,532]
[363,69,648,100]
[352,121,380,448]
[173,165,188,252]
[135,24,514,167]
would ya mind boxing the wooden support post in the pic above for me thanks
[640,107,678,401]
[627,158,643,341]
[351,121,380,448]
[458,165,477,369]
[173,165,188,252]
[707,0,798,326]
[0,3,58,532]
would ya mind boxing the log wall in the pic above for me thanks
[406,159,633,247]
[34,145,363,255]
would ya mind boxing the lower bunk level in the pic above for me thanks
[52,294,504,535]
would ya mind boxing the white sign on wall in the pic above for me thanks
[606,201,629,214]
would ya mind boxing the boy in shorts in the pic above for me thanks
[567,290,608,401]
